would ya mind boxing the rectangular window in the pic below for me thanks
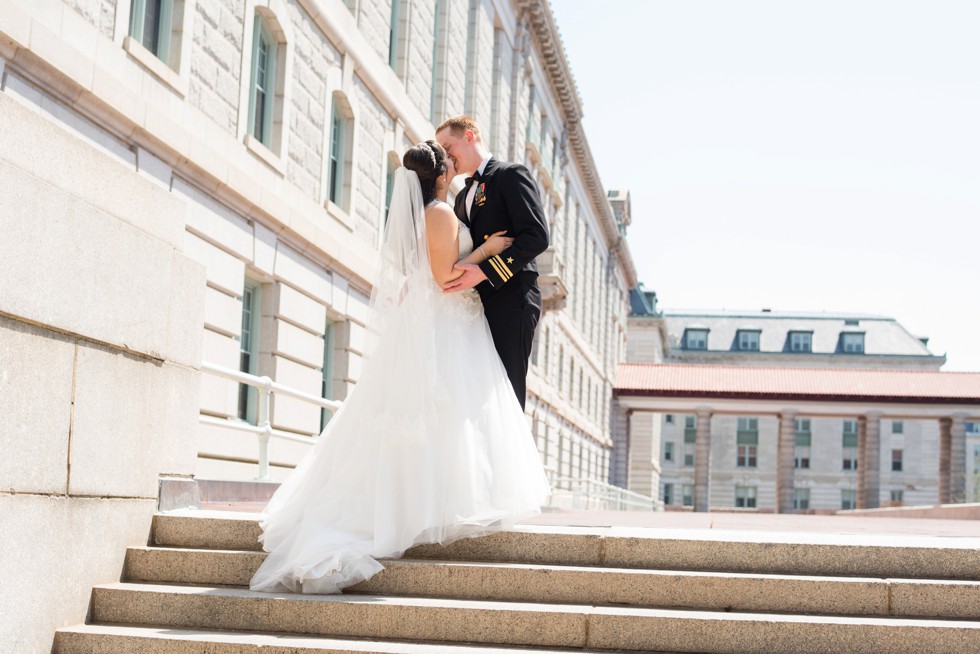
[890,489,904,504]
[663,483,673,505]
[842,420,859,470]
[842,332,865,354]
[130,0,173,62]
[795,435,811,469]
[665,414,674,424]
[736,417,759,468]
[664,442,674,463]
[683,420,696,466]
[892,420,904,434]
[841,489,857,510]
[320,321,335,431]
[735,485,757,508]
[388,0,400,69]
[790,331,812,352]
[737,330,760,351]
[328,99,345,206]
[892,449,903,472]
[967,422,980,434]
[682,484,694,507]
[249,15,276,147]
[684,329,708,350]
[238,281,260,424]
[793,488,810,510]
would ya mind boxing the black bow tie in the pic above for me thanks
[464,171,483,188]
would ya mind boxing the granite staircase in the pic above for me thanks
[54,511,980,653]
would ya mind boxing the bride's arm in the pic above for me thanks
[425,204,466,285]
[458,231,513,265]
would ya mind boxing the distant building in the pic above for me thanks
[615,299,980,510]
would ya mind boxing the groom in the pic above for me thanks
[436,115,550,410]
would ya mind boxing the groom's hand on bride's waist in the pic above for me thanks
[443,263,487,292]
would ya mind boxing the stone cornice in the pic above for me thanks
[514,0,638,288]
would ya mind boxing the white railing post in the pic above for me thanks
[255,375,273,481]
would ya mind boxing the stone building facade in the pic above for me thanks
[619,296,980,511]
[0,2,634,648]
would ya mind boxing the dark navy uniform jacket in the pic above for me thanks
[453,157,550,296]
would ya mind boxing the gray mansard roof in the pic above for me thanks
[659,309,939,359]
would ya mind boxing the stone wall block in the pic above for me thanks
[0,317,75,494]
[69,342,201,497]
[0,494,155,654]
[0,93,183,249]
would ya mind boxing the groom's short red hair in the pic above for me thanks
[436,115,482,141]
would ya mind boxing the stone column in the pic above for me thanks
[939,418,951,503]
[940,414,968,504]
[857,413,881,509]
[694,408,713,512]
[776,410,797,513]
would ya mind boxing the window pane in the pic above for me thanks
[142,0,162,53]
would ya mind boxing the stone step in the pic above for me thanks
[88,582,980,653]
[53,624,652,654]
[152,512,980,580]
[122,545,980,619]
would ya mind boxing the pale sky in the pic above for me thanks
[550,0,980,371]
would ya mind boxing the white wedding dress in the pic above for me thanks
[250,170,552,595]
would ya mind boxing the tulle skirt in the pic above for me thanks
[249,285,552,594]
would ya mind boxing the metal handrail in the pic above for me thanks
[200,361,342,480]
[544,466,660,511]
[199,363,660,511]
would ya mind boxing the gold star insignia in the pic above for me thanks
[483,235,489,240]
[507,257,514,264]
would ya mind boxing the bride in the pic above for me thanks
[249,140,553,595]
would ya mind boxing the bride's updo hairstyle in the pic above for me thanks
[402,140,447,205]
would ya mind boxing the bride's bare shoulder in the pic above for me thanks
[424,202,457,230]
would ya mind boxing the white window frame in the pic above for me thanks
[684,329,708,350]
[892,448,903,472]
[735,485,757,508]
[682,484,694,507]
[842,332,865,354]
[129,0,174,63]
[320,320,335,431]
[238,280,261,425]
[737,330,761,351]
[793,488,810,510]
[237,2,293,170]
[790,331,812,352]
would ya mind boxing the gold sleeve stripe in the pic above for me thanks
[487,257,510,282]
[495,255,514,278]
[494,256,514,281]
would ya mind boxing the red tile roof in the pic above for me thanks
[616,364,980,404]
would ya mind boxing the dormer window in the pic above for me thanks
[789,331,812,352]
[841,332,865,354]
[737,330,760,351]
[683,328,708,350]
